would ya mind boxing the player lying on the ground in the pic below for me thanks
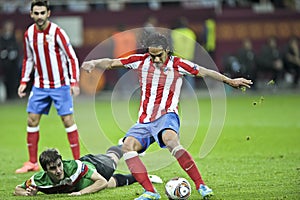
[14,145,161,196]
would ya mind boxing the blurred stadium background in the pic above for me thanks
[0,0,300,98]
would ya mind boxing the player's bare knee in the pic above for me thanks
[122,137,141,153]
[121,142,132,153]
[61,115,74,127]
[162,131,180,151]
[27,116,39,127]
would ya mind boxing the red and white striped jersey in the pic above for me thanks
[120,54,200,123]
[20,22,79,88]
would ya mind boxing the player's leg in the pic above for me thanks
[108,173,162,188]
[162,130,204,187]
[26,113,42,164]
[108,174,137,188]
[119,137,146,157]
[61,114,80,160]
[16,87,51,173]
[161,130,213,198]
[105,144,161,190]
[106,145,123,164]
[123,136,160,199]
[15,113,42,173]
[123,136,152,190]
[52,85,80,160]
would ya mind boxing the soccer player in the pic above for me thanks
[16,0,80,173]
[81,33,253,200]
[14,146,138,196]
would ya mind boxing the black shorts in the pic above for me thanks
[79,154,116,181]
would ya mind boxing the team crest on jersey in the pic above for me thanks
[163,67,171,75]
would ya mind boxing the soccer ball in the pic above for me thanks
[165,177,191,200]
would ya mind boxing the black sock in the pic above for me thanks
[112,174,136,187]
[106,145,123,159]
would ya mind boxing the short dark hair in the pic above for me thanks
[31,0,50,11]
[39,148,62,171]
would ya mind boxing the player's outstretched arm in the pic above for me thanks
[69,171,108,196]
[81,58,124,73]
[197,66,253,89]
[14,185,38,196]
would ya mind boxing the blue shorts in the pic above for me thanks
[27,86,74,116]
[125,112,180,153]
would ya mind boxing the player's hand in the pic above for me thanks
[228,78,253,89]
[71,85,80,96]
[18,84,27,98]
[69,191,82,196]
[25,186,38,196]
[81,60,96,73]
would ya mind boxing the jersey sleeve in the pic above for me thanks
[63,160,90,184]
[72,161,96,191]
[56,27,80,86]
[81,161,95,179]
[119,54,147,69]
[19,172,49,189]
[20,30,34,85]
[19,175,35,189]
[174,57,200,76]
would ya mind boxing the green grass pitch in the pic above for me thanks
[0,93,299,199]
